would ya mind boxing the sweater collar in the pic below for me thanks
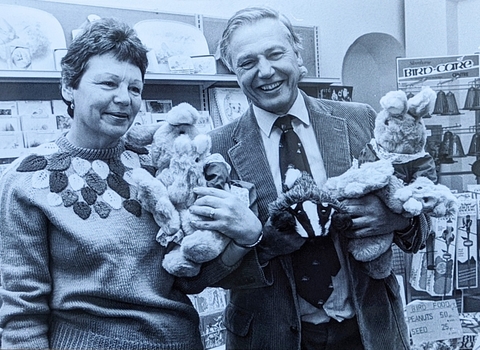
[56,135,125,161]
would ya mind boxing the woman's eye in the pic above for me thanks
[101,81,117,88]
[130,86,142,95]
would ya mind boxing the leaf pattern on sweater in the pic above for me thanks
[17,147,147,220]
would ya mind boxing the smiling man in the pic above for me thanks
[195,6,432,350]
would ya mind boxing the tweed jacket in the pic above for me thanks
[204,91,426,350]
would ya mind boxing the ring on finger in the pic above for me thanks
[209,209,215,220]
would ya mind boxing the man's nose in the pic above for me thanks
[257,57,274,78]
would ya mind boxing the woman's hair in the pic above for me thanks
[218,7,303,72]
[61,18,149,116]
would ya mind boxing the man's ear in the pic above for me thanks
[61,84,74,103]
[296,53,308,78]
[296,53,304,67]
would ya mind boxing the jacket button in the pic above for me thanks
[290,325,299,333]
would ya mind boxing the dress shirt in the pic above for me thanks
[253,90,355,323]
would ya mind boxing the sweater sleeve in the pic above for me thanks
[0,171,51,349]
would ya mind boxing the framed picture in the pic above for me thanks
[146,100,173,114]
[0,117,20,132]
[0,131,24,150]
[23,130,57,148]
[17,100,52,117]
[0,101,18,116]
[8,46,33,70]
[131,101,152,126]
[195,111,214,133]
[21,113,57,132]
[209,87,249,127]
[191,55,217,75]
[319,86,353,102]
[55,114,71,132]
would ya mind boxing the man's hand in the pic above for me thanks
[341,193,411,238]
[189,187,262,246]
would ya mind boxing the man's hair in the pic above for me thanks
[218,7,303,72]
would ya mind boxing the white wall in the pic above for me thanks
[40,0,405,80]
[405,0,480,57]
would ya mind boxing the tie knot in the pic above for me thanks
[274,115,294,132]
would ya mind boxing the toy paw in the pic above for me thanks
[162,245,201,277]
[394,176,458,217]
[323,159,395,200]
[182,230,230,263]
[348,232,394,262]
[128,167,181,242]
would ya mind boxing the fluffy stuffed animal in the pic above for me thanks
[324,87,458,262]
[267,168,394,279]
[126,103,232,277]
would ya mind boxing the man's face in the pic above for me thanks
[228,18,303,115]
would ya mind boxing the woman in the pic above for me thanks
[0,18,260,349]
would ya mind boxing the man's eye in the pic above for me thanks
[239,61,255,70]
[269,52,284,60]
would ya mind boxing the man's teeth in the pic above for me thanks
[261,82,281,91]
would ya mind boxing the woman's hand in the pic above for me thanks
[189,187,262,246]
[341,193,411,238]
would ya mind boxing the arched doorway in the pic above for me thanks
[342,33,404,111]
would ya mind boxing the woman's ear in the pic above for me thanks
[61,84,74,103]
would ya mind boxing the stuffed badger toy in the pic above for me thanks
[266,87,457,273]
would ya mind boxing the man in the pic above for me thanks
[190,7,429,350]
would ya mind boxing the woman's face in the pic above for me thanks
[63,53,143,148]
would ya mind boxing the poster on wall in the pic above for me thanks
[410,215,458,297]
[189,287,227,350]
[455,193,478,290]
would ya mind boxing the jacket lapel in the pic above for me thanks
[225,95,354,221]
[303,93,352,177]
[228,106,278,221]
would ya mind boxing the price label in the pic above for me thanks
[406,299,463,344]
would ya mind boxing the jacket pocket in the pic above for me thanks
[224,302,254,337]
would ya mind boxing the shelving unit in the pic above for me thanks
[0,0,342,172]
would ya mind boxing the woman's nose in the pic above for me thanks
[114,86,130,105]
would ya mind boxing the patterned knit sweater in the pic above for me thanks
[0,136,203,349]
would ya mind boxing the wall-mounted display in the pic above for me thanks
[134,20,210,73]
[0,4,66,71]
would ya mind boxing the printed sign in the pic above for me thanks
[406,299,463,344]
[397,54,480,82]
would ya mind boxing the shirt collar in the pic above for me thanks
[253,89,310,137]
